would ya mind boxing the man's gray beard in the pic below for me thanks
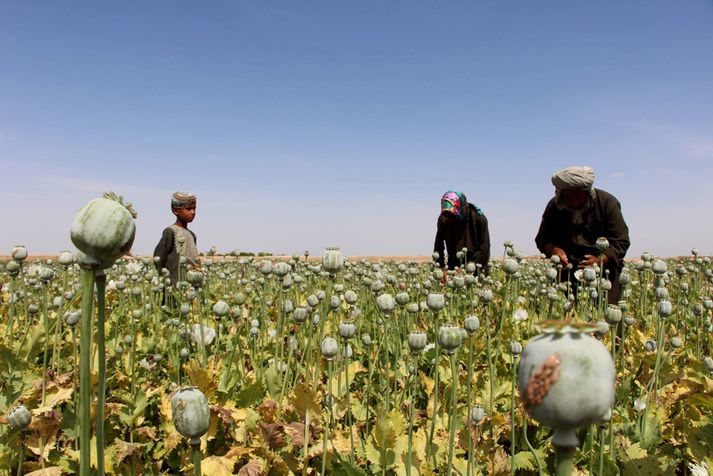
[554,189,595,225]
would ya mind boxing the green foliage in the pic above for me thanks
[0,253,711,474]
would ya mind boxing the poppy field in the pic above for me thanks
[1,238,712,476]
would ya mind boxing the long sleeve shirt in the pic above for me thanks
[153,226,198,285]
[434,204,490,272]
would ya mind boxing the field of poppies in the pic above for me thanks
[0,195,711,475]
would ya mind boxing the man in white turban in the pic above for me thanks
[535,166,630,304]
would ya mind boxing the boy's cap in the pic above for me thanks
[171,192,196,209]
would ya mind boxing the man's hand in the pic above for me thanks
[440,267,447,285]
[551,247,569,267]
[579,254,608,268]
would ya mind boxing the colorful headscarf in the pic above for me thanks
[171,192,197,209]
[441,190,468,220]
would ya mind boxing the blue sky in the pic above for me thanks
[1,1,712,258]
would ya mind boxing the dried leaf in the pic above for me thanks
[185,360,218,398]
[237,458,265,476]
[259,422,285,449]
[289,383,321,419]
[33,387,73,414]
[113,439,142,464]
[257,399,278,423]
[25,467,63,476]
[202,455,235,476]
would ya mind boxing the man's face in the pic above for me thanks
[173,205,196,223]
[562,189,589,209]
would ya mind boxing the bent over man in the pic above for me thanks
[535,166,630,304]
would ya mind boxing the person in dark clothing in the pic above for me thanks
[154,192,200,286]
[535,166,630,304]
[434,190,490,275]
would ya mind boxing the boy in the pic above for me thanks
[153,192,199,285]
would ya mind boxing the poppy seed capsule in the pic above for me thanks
[604,305,622,324]
[6,404,31,430]
[259,261,273,275]
[510,340,522,356]
[321,337,339,359]
[361,333,372,347]
[395,292,410,306]
[426,293,445,312]
[670,337,683,349]
[657,300,673,317]
[652,260,667,275]
[322,247,344,273]
[212,300,229,317]
[703,357,713,372]
[293,307,308,323]
[70,195,136,269]
[645,340,657,352]
[464,315,480,333]
[338,321,356,340]
[273,261,291,277]
[438,325,463,354]
[470,405,485,424]
[583,268,597,283]
[518,323,615,433]
[58,251,74,266]
[64,311,81,326]
[595,237,609,252]
[408,331,428,354]
[11,245,28,262]
[344,290,358,305]
[655,287,669,300]
[171,387,210,444]
[376,294,395,313]
[503,259,519,275]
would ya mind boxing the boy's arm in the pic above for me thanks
[153,228,173,271]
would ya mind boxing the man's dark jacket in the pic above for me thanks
[535,188,630,302]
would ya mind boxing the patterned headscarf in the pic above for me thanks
[441,190,468,220]
[171,192,197,209]
[551,166,595,190]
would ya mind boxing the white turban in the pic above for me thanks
[551,166,595,190]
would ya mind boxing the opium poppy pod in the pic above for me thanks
[11,245,28,262]
[58,251,74,266]
[322,247,344,273]
[438,325,463,354]
[426,293,445,312]
[212,301,230,318]
[595,237,609,252]
[70,194,136,269]
[338,321,356,340]
[6,404,31,430]
[171,387,210,444]
[652,260,668,275]
[274,261,291,277]
[503,259,519,275]
[321,337,339,359]
[407,331,428,354]
[395,292,410,306]
[518,322,615,437]
[376,294,395,313]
